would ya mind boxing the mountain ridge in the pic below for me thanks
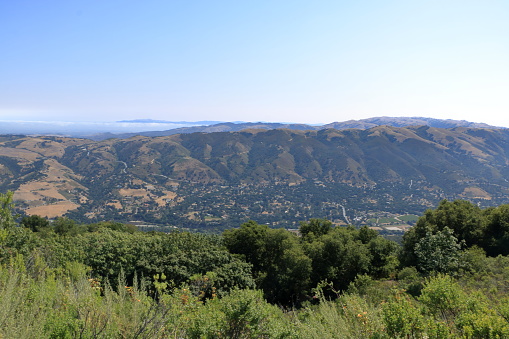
[88,116,504,140]
[2,125,509,229]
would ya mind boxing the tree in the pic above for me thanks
[223,220,269,273]
[0,192,39,260]
[53,217,79,236]
[367,236,400,278]
[402,199,484,266]
[260,228,311,304]
[304,226,372,291]
[0,191,16,229]
[299,218,332,240]
[87,221,138,233]
[430,200,484,246]
[358,225,379,244]
[20,215,50,232]
[414,227,464,274]
[223,221,311,304]
[482,204,509,256]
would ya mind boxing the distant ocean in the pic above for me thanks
[0,120,197,137]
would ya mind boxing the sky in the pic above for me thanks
[1,1,508,126]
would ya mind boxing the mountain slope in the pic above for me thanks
[2,126,509,227]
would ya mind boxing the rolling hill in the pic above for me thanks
[1,125,509,230]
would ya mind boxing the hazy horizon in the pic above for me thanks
[0,115,505,139]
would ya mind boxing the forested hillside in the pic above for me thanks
[2,126,509,230]
[2,191,509,337]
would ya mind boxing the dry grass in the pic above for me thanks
[0,147,41,161]
[44,158,84,183]
[185,212,199,220]
[25,200,79,218]
[15,182,66,201]
[461,186,492,200]
[118,188,149,197]
[107,200,123,209]
[155,191,177,206]
[11,157,88,218]
[14,158,86,202]
[17,139,64,158]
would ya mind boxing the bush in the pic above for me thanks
[187,289,296,338]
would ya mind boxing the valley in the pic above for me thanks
[1,125,509,232]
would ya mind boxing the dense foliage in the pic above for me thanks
[402,199,509,267]
[2,192,509,338]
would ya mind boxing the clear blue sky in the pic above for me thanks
[1,1,508,126]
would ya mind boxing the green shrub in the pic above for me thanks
[187,289,296,338]
[382,292,425,338]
